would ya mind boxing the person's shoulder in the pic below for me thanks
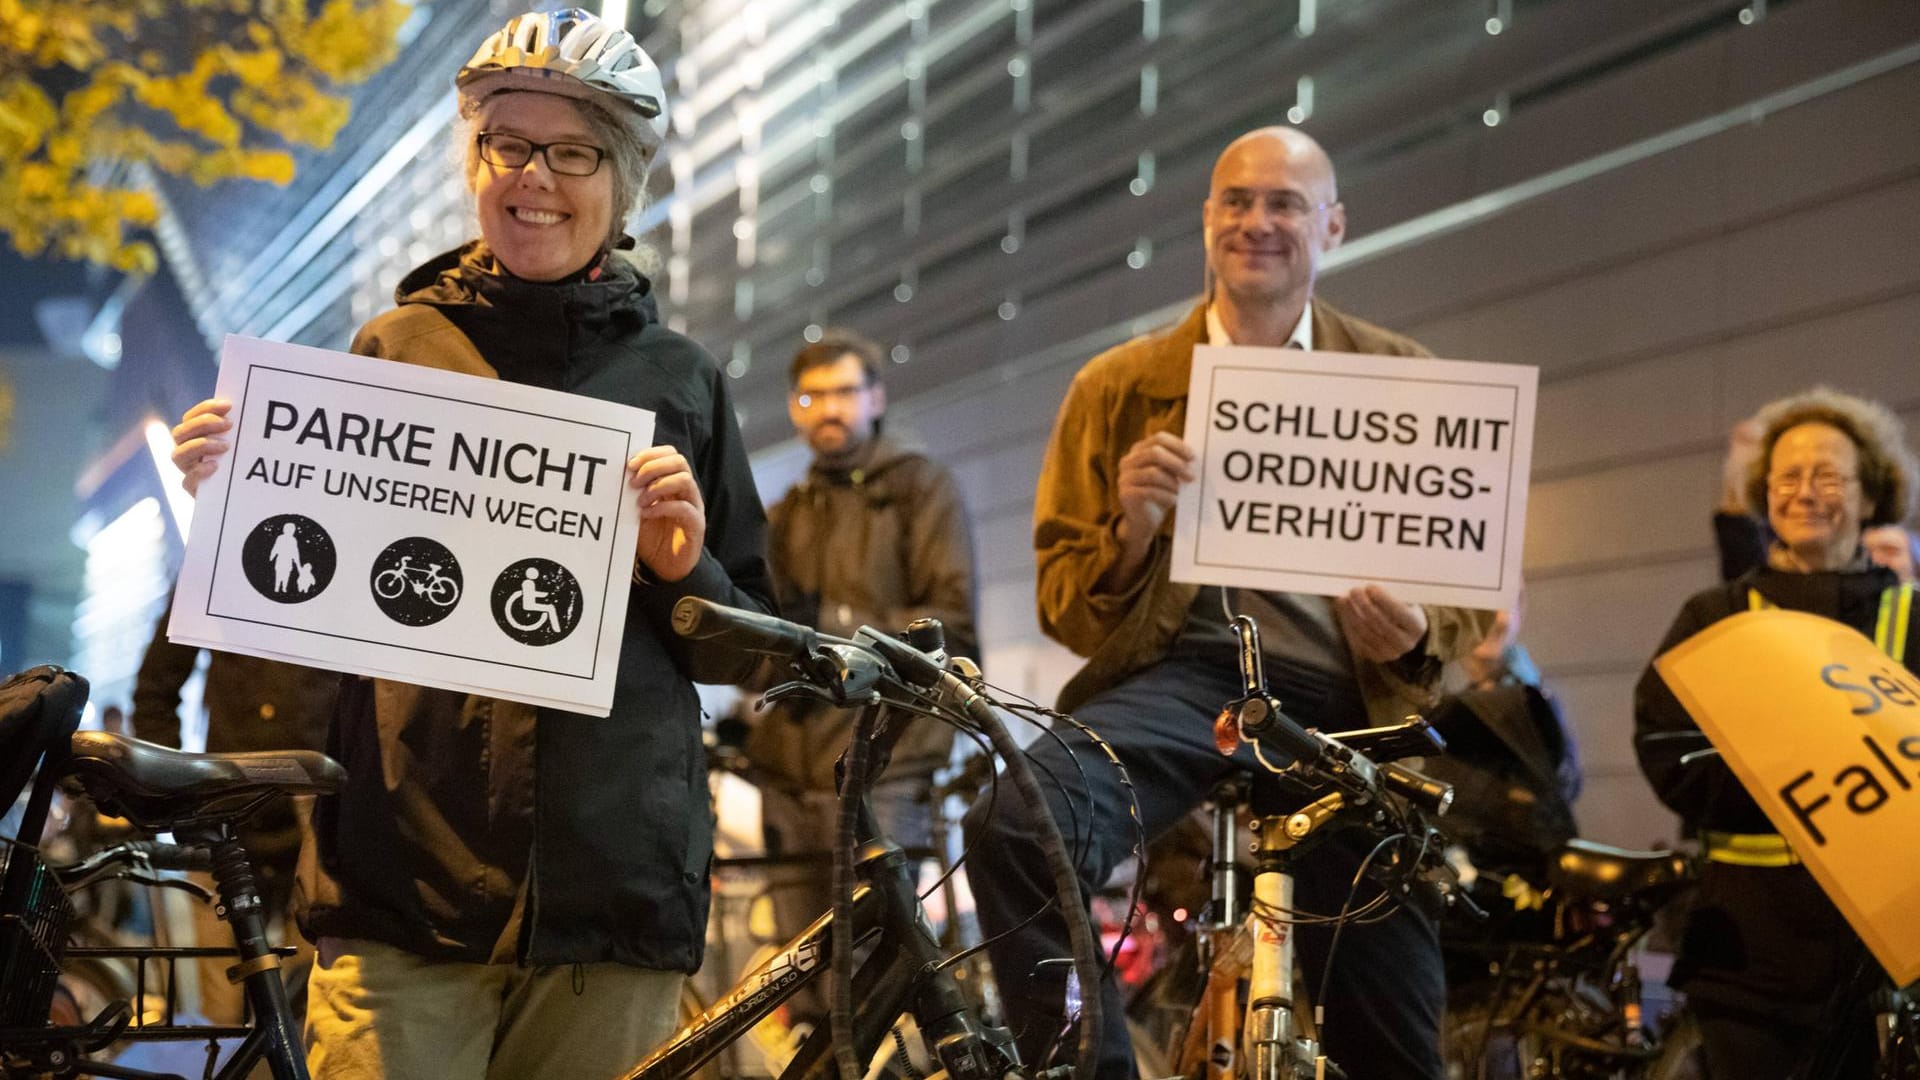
[1672,578,1743,627]
[1070,301,1205,396]
[1315,299,1433,358]
[880,443,962,492]
[351,304,464,358]
[618,322,724,385]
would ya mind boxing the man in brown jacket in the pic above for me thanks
[745,330,979,1023]
[963,127,1494,1079]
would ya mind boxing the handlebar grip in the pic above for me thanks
[1237,697,1326,767]
[128,841,214,872]
[672,597,817,659]
[1379,762,1453,816]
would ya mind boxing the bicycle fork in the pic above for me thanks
[1245,799,1345,1080]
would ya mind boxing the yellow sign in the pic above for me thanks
[1657,608,1920,985]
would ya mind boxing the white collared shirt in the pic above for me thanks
[1206,300,1313,350]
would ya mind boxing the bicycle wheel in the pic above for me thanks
[373,570,407,600]
[427,577,460,607]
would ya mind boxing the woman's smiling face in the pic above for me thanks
[1767,420,1872,570]
[471,92,614,282]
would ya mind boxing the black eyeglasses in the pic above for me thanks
[476,132,606,177]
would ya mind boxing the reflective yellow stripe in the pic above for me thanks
[1753,585,1908,655]
[1895,584,1914,660]
[1703,831,1800,867]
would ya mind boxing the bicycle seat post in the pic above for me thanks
[180,825,308,1080]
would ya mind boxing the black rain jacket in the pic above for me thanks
[1633,564,1904,1022]
[294,242,773,971]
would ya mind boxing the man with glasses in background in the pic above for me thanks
[737,329,980,1037]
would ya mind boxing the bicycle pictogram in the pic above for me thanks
[374,557,462,607]
[369,538,464,627]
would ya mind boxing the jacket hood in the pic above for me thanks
[396,240,661,329]
[803,432,925,486]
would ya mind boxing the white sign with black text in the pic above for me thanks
[1171,346,1535,610]
[169,335,654,717]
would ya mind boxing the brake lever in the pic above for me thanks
[1214,615,1285,756]
[763,680,837,707]
[126,872,217,903]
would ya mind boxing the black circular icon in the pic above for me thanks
[369,538,464,626]
[490,558,583,646]
[240,515,335,604]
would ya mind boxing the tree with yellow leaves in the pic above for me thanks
[0,0,409,273]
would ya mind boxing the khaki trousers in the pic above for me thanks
[305,937,683,1080]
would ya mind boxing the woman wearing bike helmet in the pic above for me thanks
[1635,387,1918,1079]
[170,10,773,1077]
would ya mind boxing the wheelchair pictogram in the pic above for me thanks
[490,558,582,646]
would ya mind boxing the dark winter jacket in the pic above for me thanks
[746,434,978,792]
[294,242,773,971]
[1634,564,1905,1022]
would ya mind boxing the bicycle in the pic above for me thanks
[1,664,346,1080]
[1438,838,1701,1080]
[370,556,461,607]
[622,597,1107,1080]
[693,738,1000,1077]
[1132,615,1465,1080]
[1646,735,1920,1080]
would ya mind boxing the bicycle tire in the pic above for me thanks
[427,577,461,607]
[373,570,407,600]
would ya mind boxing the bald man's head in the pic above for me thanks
[1202,126,1346,317]
[1211,127,1339,203]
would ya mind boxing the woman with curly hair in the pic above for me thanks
[1635,386,1919,1079]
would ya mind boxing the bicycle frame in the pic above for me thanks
[1,831,309,1080]
[1182,783,1343,1080]
[625,701,1016,1080]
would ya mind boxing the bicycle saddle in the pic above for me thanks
[1546,838,1695,904]
[64,730,347,832]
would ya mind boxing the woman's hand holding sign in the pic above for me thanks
[172,398,233,496]
[628,445,706,583]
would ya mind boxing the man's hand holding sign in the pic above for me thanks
[1115,427,1436,660]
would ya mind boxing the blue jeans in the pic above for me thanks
[961,649,1444,1080]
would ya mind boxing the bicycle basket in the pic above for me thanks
[0,844,75,1026]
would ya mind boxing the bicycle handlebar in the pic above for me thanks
[671,596,1104,1080]
[1223,614,1453,817]
[672,595,822,658]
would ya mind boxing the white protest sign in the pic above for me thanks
[1171,346,1535,610]
[169,335,654,717]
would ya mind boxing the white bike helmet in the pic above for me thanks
[456,8,669,156]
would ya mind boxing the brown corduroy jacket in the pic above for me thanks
[1035,297,1496,716]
